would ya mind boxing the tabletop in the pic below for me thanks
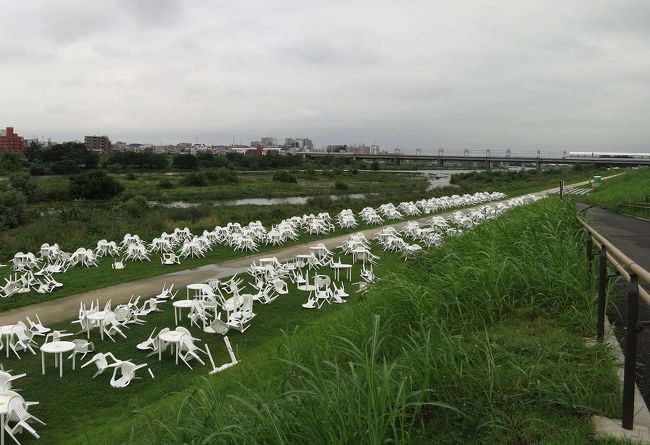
[223,295,244,311]
[173,300,193,309]
[0,395,13,415]
[0,325,16,335]
[187,283,210,290]
[159,331,184,343]
[41,341,76,354]
[86,311,107,321]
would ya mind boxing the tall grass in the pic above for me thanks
[582,168,650,217]
[125,198,620,444]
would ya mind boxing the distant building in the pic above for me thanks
[84,135,111,153]
[0,127,28,152]
[349,144,371,155]
[112,141,127,152]
[326,144,348,153]
[260,137,277,146]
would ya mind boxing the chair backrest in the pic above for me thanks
[114,306,129,322]
[177,326,191,336]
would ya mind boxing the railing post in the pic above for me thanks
[586,233,594,275]
[622,273,640,430]
[597,245,607,342]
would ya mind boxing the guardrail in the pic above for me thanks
[580,217,650,430]
[620,202,650,218]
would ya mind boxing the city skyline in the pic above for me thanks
[1,1,649,152]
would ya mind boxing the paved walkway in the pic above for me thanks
[0,175,611,326]
[580,204,650,410]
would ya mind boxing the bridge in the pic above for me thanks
[297,151,650,168]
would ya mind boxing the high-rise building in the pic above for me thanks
[0,127,28,152]
[84,135,111,153]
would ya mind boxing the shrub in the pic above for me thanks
[181,173,208,187]
[172,154,199,170]
[371,161,380,170]
[29,163,48,176]
[159,179,174,189]
[335,180,349,190]
[9,172,37,201]
[69,171,124,200]
[123,195,149,217]
[273,170,298,183]
[125,171,137,180]
[0,189,27,228]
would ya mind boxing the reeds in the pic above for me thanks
[132,198,620,444]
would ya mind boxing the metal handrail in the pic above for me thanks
[579,217,650,285]
[578,216,650,431]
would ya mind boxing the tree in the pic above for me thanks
[0,189,27,229]
[69,171,124,200]
[9,172,36,200]
[371,161,380,171]
[172,154,198,170]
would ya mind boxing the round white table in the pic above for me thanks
[172,300,193,325]
[0,325,15,358]
[158,330,184,364]
[41,341,76,378]
[187,283,211,300]
[0,394,13,445]
[86,311,107,340]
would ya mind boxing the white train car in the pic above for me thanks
[567,152,650,159]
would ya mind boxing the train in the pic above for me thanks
[567,151,650,159]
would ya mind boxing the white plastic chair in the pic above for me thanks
[110,361,149,388]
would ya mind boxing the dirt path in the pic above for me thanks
[0,175,613,326]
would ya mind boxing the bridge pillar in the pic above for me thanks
[439,158,445,168]
[536,160,541,171]
[521,162,526,171]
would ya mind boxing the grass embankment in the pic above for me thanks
[451,167,610,196]
[0,170,607,311]
[64,198,621,444]
[581,169,650,218]
[12,251,396,444]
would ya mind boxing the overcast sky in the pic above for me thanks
[1,0,649,154]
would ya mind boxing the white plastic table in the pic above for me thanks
[187,283,210,300]
[172,300,193,325]
[331,263,353,281]
[86,311,107,340]
[158,330,184,365]
[41,341,76,378]
[0,394,13,445]
[0,325,16,358]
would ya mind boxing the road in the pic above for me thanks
[580,204,650,409]
[0,175,614,326]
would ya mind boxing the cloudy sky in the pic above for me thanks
[1,0,649,154]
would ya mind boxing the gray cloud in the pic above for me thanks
[0,0,649,153]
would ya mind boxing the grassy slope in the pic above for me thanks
[581,169,650,217]
[55,198,623,444]
[14,256,401,444]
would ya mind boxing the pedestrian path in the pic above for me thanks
[563,186,592,196]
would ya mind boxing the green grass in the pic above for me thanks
[46,197,621,444]
[581,168,650,218]
[7,254,385,444]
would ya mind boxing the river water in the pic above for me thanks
[148,169,482,208]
